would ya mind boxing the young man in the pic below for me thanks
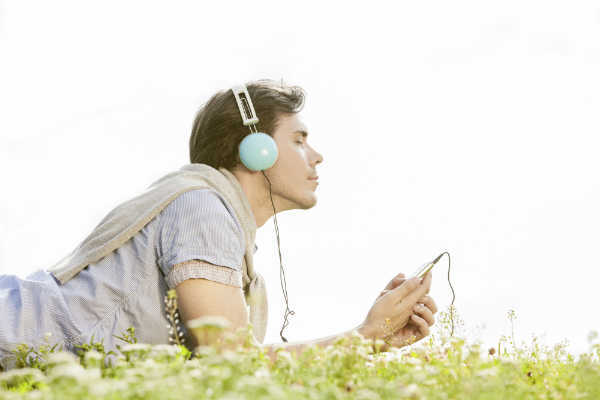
[0,79,437,369]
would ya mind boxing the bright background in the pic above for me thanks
[1,0,599,356]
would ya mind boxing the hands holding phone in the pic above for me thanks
[358,271,437,351]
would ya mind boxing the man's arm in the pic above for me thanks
[174,261,377,363]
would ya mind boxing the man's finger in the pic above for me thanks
[384,273,406,291]
[411,314,430,337]
[391,277,422,300]
[413,303,435,326]
[418,295,438,314]
[422,271,433,292]
[399,272,432,306]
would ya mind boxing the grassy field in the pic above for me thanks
[1,306,598,399]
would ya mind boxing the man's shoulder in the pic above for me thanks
[167,188,228,211]
[158,188,239,228]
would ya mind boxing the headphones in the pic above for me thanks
[231,84,295,343]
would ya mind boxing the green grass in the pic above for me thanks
[1,306,598,399]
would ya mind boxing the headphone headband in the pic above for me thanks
[231,85,259,127]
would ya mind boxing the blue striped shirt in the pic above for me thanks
[0,188,257,369]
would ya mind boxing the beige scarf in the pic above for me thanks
[46,163,268,343]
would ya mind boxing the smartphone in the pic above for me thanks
[410,253,445,279]
[411,261,436,280]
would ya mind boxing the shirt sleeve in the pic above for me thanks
[156,189,246,289]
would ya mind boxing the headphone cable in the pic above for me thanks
[261,170,295,343]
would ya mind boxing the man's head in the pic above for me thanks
[190,79,306,170]
[189,79,324,227]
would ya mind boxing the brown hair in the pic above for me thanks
[189,79,306,171]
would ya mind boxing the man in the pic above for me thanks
[0,79,437,369]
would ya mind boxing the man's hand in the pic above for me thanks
[383,293,437,349]
[364,272,438,350]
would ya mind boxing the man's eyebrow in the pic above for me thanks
[293,130,308,138]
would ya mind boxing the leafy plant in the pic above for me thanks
[0,304,598,399]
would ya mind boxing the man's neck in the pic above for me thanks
[231,169,274,228]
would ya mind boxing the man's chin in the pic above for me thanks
[279,193,318,211]
[299,195,318,210]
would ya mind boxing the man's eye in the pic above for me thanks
[296,140,303,144]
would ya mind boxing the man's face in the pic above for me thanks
[265,112,324,211]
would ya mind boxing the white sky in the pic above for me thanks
[1,0,599,356]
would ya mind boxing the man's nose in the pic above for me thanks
[312,147,324,165]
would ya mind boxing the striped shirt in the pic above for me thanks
[0,188,256,369]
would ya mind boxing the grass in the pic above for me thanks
[0,303,598,399]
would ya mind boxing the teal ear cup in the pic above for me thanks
[238,132,278,171]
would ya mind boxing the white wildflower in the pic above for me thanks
[404,356,423,365]
[326,348,345,358]
[48,363,101,383]
[187,316,231,345]
[88,381,114,397]
[447,368,458,380]
[412,371,428,383]
[25,390,44,400]
[150,344,181,357]
[183,358,203,369]
[377,348,402,363]
[0,368,46,384]
[207,366,231,380]
[113,358,129,368]
[222,349,242,363]
[354,345,370,359]
[138,358,160,371]
[350,329,366,340]
[254,367,270,379]
[194,345,217,357]
[46,351,79,366]
[425,365,440,375]
[234,375,263,390]
[188,368,204,379]
[476,366,499,378]
[123,367,145,379]
[402,383,421,397]
[275,350,296,366]
[120,343,152,352]
[110,380,130,391]
[83,350,104,362]
[138,378,161,391]
[354,388,381,400]
[187,316,231,329]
